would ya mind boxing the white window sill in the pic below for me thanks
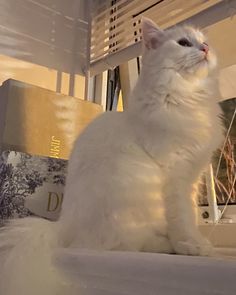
[199,223,236,248]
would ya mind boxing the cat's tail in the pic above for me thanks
[0,217,67,295]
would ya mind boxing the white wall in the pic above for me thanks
[0,54,85,99]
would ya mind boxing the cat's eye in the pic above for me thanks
[177,38,193,47]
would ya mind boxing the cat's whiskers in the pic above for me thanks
[176,53,205,70]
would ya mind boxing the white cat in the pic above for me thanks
[0,18,223,295]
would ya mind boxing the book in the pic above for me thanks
[0,79,103,159]
[0,151,67,223]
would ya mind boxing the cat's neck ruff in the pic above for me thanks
[129,66,215,112]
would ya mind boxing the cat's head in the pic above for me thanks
[141,18,216,81]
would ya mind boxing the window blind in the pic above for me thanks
[90,0,222,75]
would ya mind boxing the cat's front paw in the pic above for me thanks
[173,237,212,256]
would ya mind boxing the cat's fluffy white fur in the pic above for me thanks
[0,18,223,294]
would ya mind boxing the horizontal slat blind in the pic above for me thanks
[0,0,89,75]
[90,0,221,70]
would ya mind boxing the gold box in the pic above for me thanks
[0,79,103,159]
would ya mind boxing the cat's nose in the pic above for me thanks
[200,43,209,54]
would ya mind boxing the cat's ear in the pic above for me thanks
[142,17,165,50]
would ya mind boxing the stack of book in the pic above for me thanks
[0,79,102,222]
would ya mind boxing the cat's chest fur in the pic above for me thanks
[125,99,217,167]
